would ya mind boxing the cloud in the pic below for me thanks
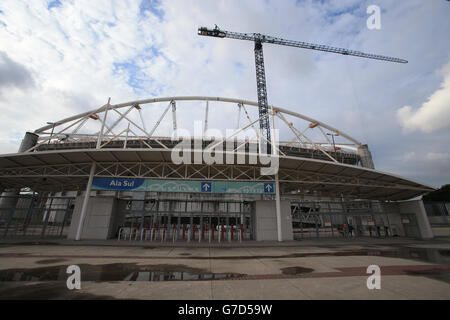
[397,60,450,133]
[404,151,450,164]
[403,151,416,162]
[426,152,450,162]
[0,51,35,93]
[397,151,450,188]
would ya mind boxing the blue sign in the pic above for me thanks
[91,178,275,194]
[263,183,274,193]
[201,182,212,192]
[92,177,144,191]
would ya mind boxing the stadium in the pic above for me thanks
[0,96,436,242]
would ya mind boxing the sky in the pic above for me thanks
[0,0,449,188]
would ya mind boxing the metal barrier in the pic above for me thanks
[172,224,177,243]
[141,228,150,241]
[118,221,249,243]
[118,227,132,241]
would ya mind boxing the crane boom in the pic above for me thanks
[198,27,408,64]
[198,26,408,155]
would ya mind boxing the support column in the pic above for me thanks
[1,190,18,238]
[19,132,39,153]
[96,98,111,149]
[171,100,177,134]
[204,101,209,135]
[0,131,39,234]
[275,174,282,242]
[271,105,282,242]
[75,162,96,240]
[357,144,375,169]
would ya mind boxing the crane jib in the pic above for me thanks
[198,26,407,64]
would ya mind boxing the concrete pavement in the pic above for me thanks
[0,237,449,299]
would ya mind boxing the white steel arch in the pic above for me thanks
[34,96,361,145]
[29,96,364,166]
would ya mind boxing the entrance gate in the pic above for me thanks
[117,199,254,242]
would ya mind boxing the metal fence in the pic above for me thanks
[0,193,75,239]
[424,201,450,217]
[291,200,392,239]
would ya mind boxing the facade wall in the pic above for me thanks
[63,192,438,241]
[68,195,117,240]
[424,201,450,237]
[398,200,433,239]
[0,191,19,217]
[254,200,293,241]
[381,200,433,239]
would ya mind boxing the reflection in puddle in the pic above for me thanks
[0,263,244,282]
[358,247,450,284]
[125,271,240,281]
[280,266,314,275]
[35,259,67,265]
[373,247,450,265]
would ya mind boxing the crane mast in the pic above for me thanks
[253,39,271,154]
[198,26,407,155]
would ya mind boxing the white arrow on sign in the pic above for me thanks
[202,183,211,191]
[265,184,273,192]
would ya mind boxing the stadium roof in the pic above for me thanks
[0,148,434,200]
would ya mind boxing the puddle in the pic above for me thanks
[0,241,61,246]
[280,266,314,275]
[0,263,245,282]
[404,269,450,284]
[438,250,450,257]
[264,247,450,265]
[0,282,115,300]
[374,247,450,265]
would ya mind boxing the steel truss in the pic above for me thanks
[30,97,363,166]
[0,161,428,196]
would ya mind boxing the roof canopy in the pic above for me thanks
[0,149,434,200]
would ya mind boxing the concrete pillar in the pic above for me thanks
[275,174,282,241]
[255,200,293,241]
[0,132,39,227]
[357,144,375,169]
[0,190,19,237]
[0,190,19,210]
[18,132,39,153]
[398,200,434,239]
[415,200,434,239]
[68,195,117,240]
[75,162,96,240]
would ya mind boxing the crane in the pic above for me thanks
[198,25,408,154]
